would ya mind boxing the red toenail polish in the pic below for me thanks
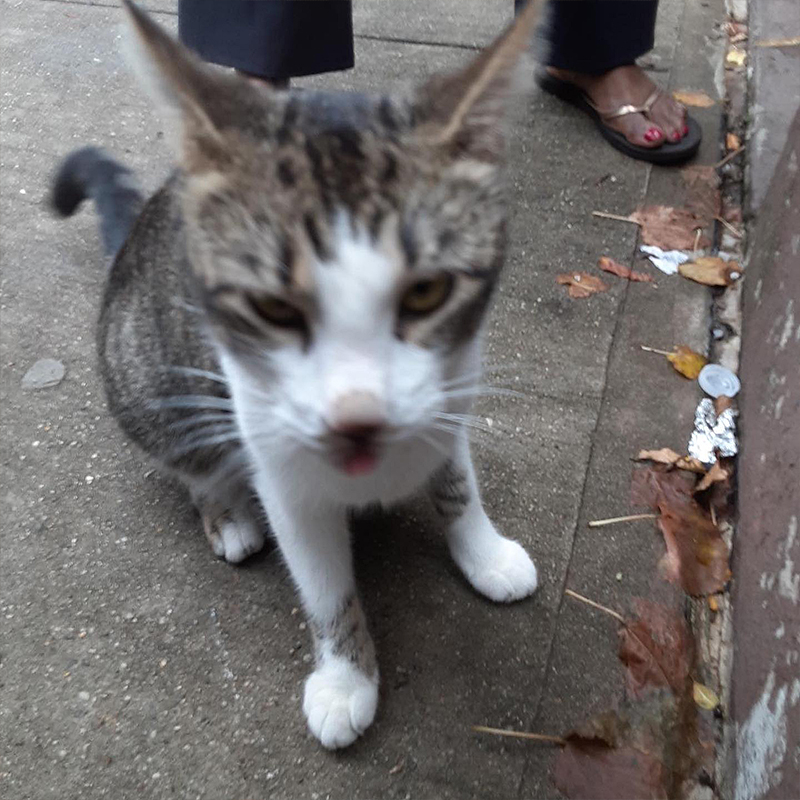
[645,128,663,142]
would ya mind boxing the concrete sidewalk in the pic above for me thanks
[1,1,731,798]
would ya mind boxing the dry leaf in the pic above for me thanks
[598,256,655,283]
[630,467,731,596]
[667,346,707,380]
[636,448,706,474]
[658,503,730,596]
[618,599,694,697]
[556,272,609,299]
[724,21,748,38]
[681,166,721,227]
[694,462,729,493]
[672,90,715,108]
[714,395,734,415]
[678,256,741,287]
[693,682,720,711]
[726,47,747,66]
[554,712,668,800]
[629,206,709,250]
[726,133,741,151]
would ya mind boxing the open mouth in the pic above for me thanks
[341,446,379,476]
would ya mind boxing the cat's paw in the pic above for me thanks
[206,515,265,564]
[453,534,538,603]
[302,659,378,749]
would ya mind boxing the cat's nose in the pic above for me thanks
[327,391,385,441]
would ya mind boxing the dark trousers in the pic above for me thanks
[519,0,659,74]
[178,0,354,80]
[178,0,658,80]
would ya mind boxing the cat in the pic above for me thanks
[51,0,542,749]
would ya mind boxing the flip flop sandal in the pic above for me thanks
[537,69,702,166]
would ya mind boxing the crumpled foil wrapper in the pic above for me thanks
[688,398,738,464]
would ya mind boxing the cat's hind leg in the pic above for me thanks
[429,433,538,602]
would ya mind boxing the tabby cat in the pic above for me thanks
[52,0,541,749]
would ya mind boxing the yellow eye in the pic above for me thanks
[248,295,306,329]
[400,274,454,316]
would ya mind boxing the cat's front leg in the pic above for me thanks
[256,475,378,749]
[429,433,539,602]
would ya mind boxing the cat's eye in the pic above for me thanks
[399,274,454,316]
[248,294,306,329]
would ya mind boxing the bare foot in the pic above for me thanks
[548,65,688,148]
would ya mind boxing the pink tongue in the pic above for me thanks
[343,451,378,476]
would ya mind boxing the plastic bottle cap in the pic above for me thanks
[698,364,741,398]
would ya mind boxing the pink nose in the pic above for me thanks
[327,391,385,440]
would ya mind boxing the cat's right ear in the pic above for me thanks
[120,0,260,167]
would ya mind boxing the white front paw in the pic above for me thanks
[208,517,265,564]
[454,534,539,603]
[302,659,378,749]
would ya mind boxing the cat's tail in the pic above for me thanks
[51,146,144,259]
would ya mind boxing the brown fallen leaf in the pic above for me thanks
[714,395,734,415]
[628,206,709,250]
[694,461,729,493]
[724,21,748,38]
[630,467,731,596]
[678,256,741,287]
[667,345,707,380]
[554,716,668,800]
[726,133,741,151]
[618,599,694,698]
[598,256,655,283]
[672,89,716,108]
[636,448,706,474]
[658,503,730,596]
[556,272,609,299]
[681,166,721,227]
[692,682,720,711]
[631,465,696,510]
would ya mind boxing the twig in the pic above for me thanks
[715,146,745,169]
[755,36,800,48]
[592,210,641,225]
[640,345,673,356]
[472,725,567,745]
[694,227,702,251]
[565,589,626,623]
[716,216,743,238]
[588,513,658,528]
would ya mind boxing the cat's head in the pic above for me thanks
[123,0,540,480]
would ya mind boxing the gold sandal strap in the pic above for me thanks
[599,89,664,121]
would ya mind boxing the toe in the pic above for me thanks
[615,114,664,148]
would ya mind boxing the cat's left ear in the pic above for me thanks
[413,0,542,163]
[120,0,267,167]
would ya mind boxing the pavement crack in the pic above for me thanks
[354,33,480,51]
[38,0,176,16]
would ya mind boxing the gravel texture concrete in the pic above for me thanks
[1,1,730,798]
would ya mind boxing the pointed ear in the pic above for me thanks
[120,0,264,166]
[413,0,542,162]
